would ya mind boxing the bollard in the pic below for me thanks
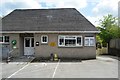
[54,54,58,61]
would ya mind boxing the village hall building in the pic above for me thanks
[1,8,100,59]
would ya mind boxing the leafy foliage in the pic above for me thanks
[97,14,120,46]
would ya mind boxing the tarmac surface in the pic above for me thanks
[1,55,119,79]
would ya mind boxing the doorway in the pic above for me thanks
[24,37,34,55]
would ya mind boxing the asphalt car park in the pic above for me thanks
[2,55,119,79]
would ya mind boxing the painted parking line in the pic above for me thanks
[52,59,60,78]
[6,63,30,79]
[5,58,34,80]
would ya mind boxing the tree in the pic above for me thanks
[97,14,119,47]
[97,14,120,47]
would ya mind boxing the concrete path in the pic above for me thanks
[0,62,2,80]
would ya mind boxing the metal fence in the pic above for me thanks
[109,38,120,56]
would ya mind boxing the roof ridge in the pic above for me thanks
[15,8,76,11]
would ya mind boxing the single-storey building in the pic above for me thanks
[1,8,100,59]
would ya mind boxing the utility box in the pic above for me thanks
[1,44,10,59]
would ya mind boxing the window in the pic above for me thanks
[41,35,48,44]
[84,37,95,46]
[0,36,9,43]
[0,36,3,42]
[59,36,64,45]
[31,38,34,47]
[77,37,82,45]
[25,38,30,47]
[58,35,82,47]
[5,36,9,42]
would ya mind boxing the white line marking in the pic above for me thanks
[52,59,60,78]
[6,63,30,79]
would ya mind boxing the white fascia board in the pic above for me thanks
[0,31,101,33]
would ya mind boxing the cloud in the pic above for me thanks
[92,0,119,16]
[38,0,87,9]
[86,16,102,26]
[0,0,42,16]
[1,0,41,9]
[0,0,88,16]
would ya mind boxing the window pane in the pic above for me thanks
[85,39,89,46]
[65,39,76,46]
[77,37,81,45]
[59,38,64,45]
[5,36,9,42]
[0,37,3,42]
[43,37,47,42]
[85,37,95,46]
[90,39,94,46]
[41,36,48,43]
[25,38,30,47]
[31,38,34,47]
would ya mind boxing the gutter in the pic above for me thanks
[0,31,101,33]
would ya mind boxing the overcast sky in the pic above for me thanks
[0,0,119,26]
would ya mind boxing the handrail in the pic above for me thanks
[7,48,18,63]
[8,49,14,54]
[8,48,17,56]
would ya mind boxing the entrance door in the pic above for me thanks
[24,37,34,55]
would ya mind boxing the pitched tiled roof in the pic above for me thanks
[2,8,98,32]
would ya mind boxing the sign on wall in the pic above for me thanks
[50,42,56,47]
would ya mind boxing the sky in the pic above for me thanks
[0,0,119,26]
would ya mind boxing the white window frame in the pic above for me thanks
[84,37,95,46]
[41,35,48,44]
[0,36,9,43]
[58,35,82,47]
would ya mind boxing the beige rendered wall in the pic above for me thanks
[2,33,96,59]
[34,33,96,59]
